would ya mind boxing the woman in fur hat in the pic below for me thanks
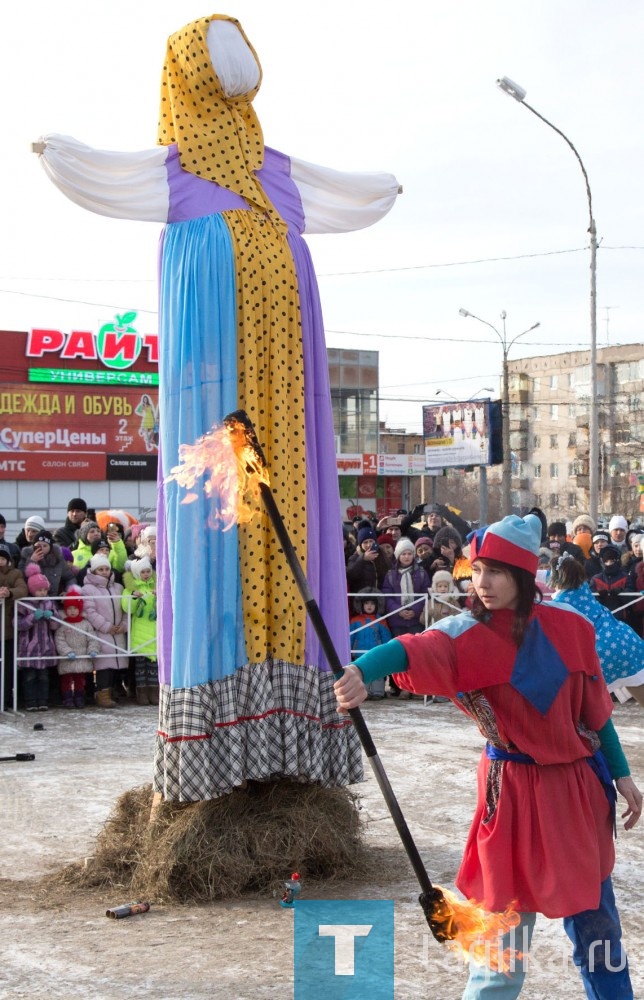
[336,510,642,998]
[570,514,596,560]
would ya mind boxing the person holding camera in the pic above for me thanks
[72,521,128,575]
[346,523,392,593]
[400,502,471,546]
[19,529,75,597]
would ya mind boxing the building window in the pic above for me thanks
[568,404,576,418]
[549,434,558,449]
[550,463,559,478]
[533,493,542,506]
[533,406,540,421]
[568,433,577,447]
[550,493,559,506]
[550,404,559,420]
[533,464,541,478]
[568,492,576,506]
[550,375,558,389]
[533,378,541,392]
[533,435,541,449]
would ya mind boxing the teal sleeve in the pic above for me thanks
[354,639,409,685]
[597,718,630,779]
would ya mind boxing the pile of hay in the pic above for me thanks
[48,780,374,903]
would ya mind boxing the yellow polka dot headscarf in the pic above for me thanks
[158,14,271,214]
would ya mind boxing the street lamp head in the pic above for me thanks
[500,310,507,321]
[496,76,527,103]
[458,308,471,317]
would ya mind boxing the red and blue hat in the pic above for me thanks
[468,513,543,575]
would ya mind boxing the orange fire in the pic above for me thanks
[432,886,522,972]
[165,418,269,529]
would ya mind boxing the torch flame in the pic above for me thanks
[165,418,269,530]
[431,886,522,972]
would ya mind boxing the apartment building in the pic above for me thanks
[506,343,644,521]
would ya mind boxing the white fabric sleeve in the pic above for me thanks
[289,156,400,234]
[34,134,170,222]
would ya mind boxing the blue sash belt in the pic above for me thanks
[485,742,617,833]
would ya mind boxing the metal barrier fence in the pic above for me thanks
[2,589,643,712]
[1,593,156,713]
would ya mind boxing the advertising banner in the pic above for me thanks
[0,384,159,480]
[1,322,160,480]
[336,454,433,477]
[422,398,502,469]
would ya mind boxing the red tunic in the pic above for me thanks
[395,604,614,917]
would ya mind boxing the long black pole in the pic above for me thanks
[225,409,455,940]
[257,482,451,915]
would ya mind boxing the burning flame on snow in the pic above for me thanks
[165,417,269,530]
[431,887,522,972]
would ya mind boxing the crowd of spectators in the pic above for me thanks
[344,503,644,702]
[0,498,158,712]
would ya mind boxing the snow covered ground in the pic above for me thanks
[0,697,643,998]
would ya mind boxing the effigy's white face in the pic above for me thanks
[207,20,260,98]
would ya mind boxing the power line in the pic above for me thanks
[318,246,589,277]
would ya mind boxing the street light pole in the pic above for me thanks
[496,76,599,522]
[459,310,540,516]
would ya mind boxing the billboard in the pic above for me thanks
[0,321,159,480]
[422,398,503,470]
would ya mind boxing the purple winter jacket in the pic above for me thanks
[17,599,60,669]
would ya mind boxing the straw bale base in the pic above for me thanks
[46,779,372,903]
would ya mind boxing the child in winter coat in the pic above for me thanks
[55,587,99,708]
[81,554,127,708]
[121,557,159,706]
[382,537,430,699]
[382,538,430,637]
[425,569,461,626]
[349,588,390,699]
[17,564,60,711]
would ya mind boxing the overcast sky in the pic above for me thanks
[3,1,644,432]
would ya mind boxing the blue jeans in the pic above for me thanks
[463,878,632,999]
[563,877,632,999]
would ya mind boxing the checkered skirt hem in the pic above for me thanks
[153,660,364,801]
